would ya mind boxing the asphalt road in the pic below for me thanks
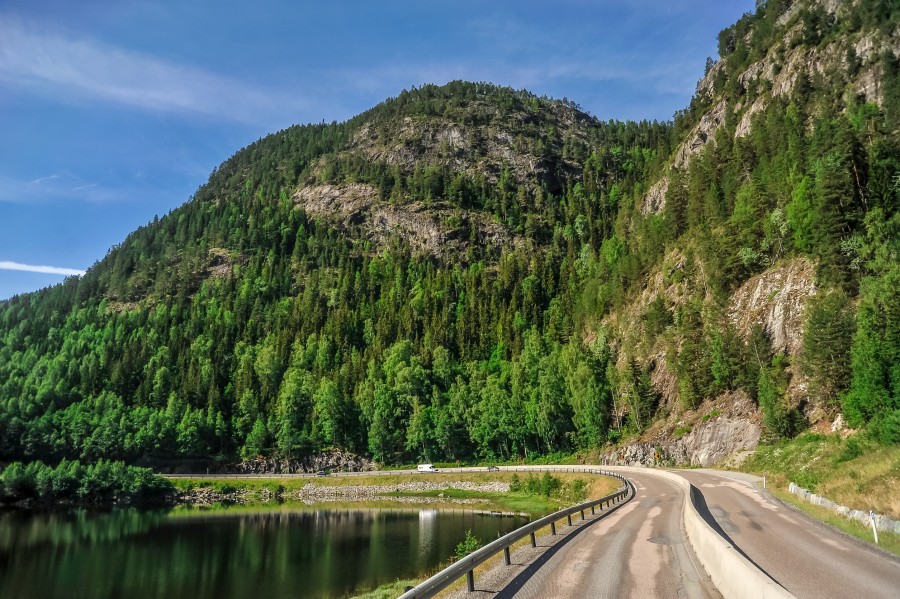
[677,469,900,599]
[488,471,720,599]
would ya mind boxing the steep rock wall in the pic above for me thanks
[728,257,816,357]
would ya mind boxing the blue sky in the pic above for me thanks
[0,0,753,300]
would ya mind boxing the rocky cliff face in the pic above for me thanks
[641,0,899,216]
[293,183,519,259]
[600,391,761,468]
[335,99,593,194]
[293,93,604,259]
[227,449,377,475]
[728,257,817,357]
[600,253,817,466]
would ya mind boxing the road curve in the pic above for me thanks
[491,471,719,599]
[677,469,900,599]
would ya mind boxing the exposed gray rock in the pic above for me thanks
[345,104,590,194]
[228,449,377,475]
[640,176,670,215]
[679,417,761,467]
[673,100,726,169]
[735,96,767,138]
[600,413,761,468]
[293,183,519,259]
[677,4,898,169]
[728,257,817,357]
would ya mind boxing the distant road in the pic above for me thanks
[677,469,900,599]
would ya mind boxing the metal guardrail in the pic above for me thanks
[397,469,633,599]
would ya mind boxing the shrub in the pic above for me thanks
[540,472,561,497]
[834,437,863,463]
[0,460,173,503]
[0,462,35,497]
[455,530,482,560]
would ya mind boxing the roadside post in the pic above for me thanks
[870,511,879,545]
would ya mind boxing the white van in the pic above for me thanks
[417,464,438,473]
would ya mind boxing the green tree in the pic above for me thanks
[844,265,900,440]
[800,291,854,410]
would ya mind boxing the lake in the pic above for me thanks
[0,504,530,599]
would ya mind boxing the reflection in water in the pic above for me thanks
[418,509,438,555]
[0,506,528,599]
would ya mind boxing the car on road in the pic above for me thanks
[486,465,500,472]
[315,470,328,476]
[417,464,438,473]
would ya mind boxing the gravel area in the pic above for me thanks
[297,480,509,500]
[179,480,510,507]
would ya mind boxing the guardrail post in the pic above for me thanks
[467,570,474,592]
[530,532,536,547]
[580,509,585,520]
[503,546,511,565]
[591,505,595,515]
[551,522,556,535]
[567,514,572,526]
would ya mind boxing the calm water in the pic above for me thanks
[0,505,529,599]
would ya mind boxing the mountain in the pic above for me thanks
[0,0,897,470]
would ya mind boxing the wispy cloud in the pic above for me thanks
[29,174,60,185]
[0,261,85,276]
[0,15,307,125]
[0,171,122,204]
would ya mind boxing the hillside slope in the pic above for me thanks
[0,0,897,470]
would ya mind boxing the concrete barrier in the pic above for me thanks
[603,466,794,599]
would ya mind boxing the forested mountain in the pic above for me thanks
[1,0,897,469]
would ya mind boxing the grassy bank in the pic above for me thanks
[381,473,618,513]
[744,433,900,519]
[168,471,620,514]
[347,579,417,598]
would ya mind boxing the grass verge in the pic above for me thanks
[770,488,900,556]
[348,579,417,599]
[744,432,900,519]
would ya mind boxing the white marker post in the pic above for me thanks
[870,511,879,545]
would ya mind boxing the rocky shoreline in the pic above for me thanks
[179,480,510,507]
